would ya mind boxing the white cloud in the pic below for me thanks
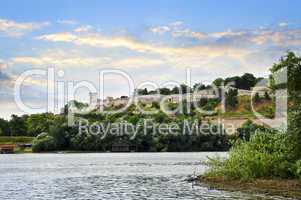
[74,25,93,33]
[171,28,206,40]
[279,22,289,27]
[36,32,77,42]
[36,31,245,59]
[11,55,111,68]
[210,30,246,38]
[149,26,170,35]
[57,19,78,25]
[0,18,50,37]
[150,21,206,40]
[111,57,165,68]
[12,22,301,90]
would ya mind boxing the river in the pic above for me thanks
[0,152,291,200]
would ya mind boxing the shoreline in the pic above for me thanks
[198,176,301,199]
[13,150,228,154]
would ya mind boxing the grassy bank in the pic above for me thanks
[0,136,34,144]
[199,176,301,199]
[0,136,34,153]
[200,130,301,198]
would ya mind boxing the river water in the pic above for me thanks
[0,152,292,200]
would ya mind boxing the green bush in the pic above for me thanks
[253,92,261,103]
[293,160,301,180]
[206,131,300,180]
[236,120,266,141]
[226,89,238,109]
[32,132,56,152]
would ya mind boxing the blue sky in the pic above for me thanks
[0,0,300,118]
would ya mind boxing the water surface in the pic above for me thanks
[0,152,292,200]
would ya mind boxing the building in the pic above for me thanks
[89,86,262,110]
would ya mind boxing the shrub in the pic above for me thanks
[226,89,238,109]
[293,160,301,180]
[205,130,300,180]
[32,132,56,152]
[236,120,266,141]
[264,91,271,100]
[253,92,261,103]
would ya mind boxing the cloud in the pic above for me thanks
[36,32,77,42]
[0,59,8,69]
[11,54,111,68]
[57,19,78,25]
[210,30,246,38]
[10,47,167,70]
[74,25,93,33]
[36,31,245,59]
[0,18,50,37]
[110,57,165,68]
[149,21,301,48]
[150,21,206,40]
[149,26,170,35]
[11,22,301,88]
[279,22,289,27]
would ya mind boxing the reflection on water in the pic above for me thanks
[0,153,292,200]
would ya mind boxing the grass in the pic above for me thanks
[216,95,274,119]
[201,130,301,198]
[0,136,34,144]
[0,136,34,153]
[199,176,301,199]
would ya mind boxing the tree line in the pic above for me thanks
[136,73,263,95]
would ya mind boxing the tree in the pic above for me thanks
[26,113,55,136]
[213,78,224,87]
[179,84,191,94]
[159,87,171,95]
[222,73,260,90]
[240,73,257,90]
[226,89,238,109]
[254,92,261,103]
[269,51,301,155]
[171,86,179,94]
[9,114,28,136]
[0,118,10,136]
[264,91,271,100]
[193,83,206,91]
[137,88,148,95]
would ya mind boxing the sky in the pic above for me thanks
[0,0,301,119]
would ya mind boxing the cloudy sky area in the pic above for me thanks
[0,0,301,119]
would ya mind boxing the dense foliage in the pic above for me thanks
[136,73,262,96]
[206,51,301,181]
[213,73,263,90]
[206,130,300,180]
[31,108,233,152]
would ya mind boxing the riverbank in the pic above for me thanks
[199,176,301,199]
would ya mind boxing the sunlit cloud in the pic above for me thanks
[10,54,111,68]
[0,18,50,37]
